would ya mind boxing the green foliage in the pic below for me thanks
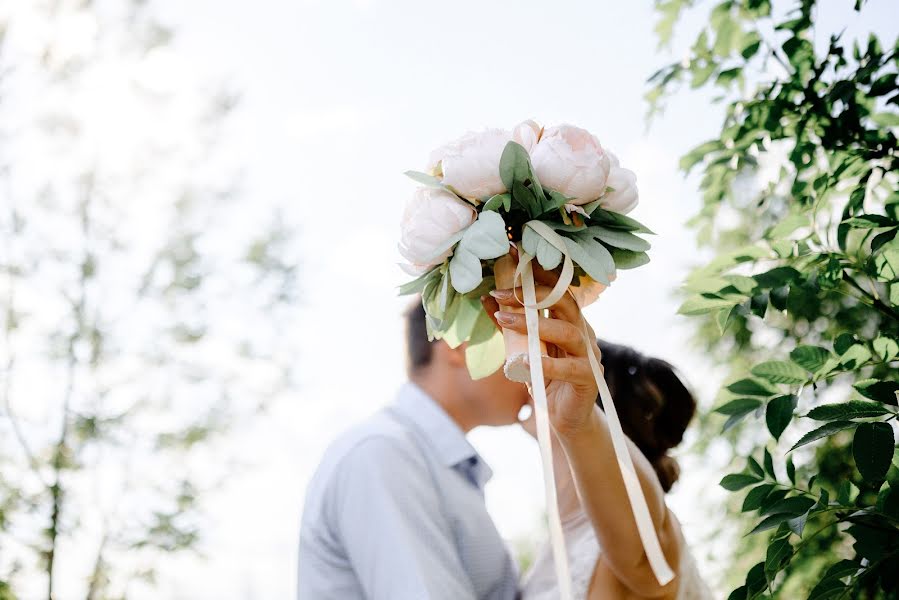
[652,0,898,596]
[0,2,300,597]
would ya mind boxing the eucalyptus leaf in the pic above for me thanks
[585,226,651,252]
[562,235,613,285]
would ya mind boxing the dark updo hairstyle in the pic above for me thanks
[597,340,696,493]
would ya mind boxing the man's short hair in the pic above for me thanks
[404,298,434,374]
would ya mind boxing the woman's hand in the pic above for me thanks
[480,257,602,439]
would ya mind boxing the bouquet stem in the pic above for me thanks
[493,253,546,383]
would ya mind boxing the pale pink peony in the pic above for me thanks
[512,119,542,152]
[427,128,511,201]
[398,187,476,274]
[530,124,611,205]
[601,153,639,214]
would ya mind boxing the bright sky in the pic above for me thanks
[24,0,895,597]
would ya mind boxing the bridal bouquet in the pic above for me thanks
[396,122,674,597]
[398,121,652,379]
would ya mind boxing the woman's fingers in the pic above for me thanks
[532,355,596,387]
[493,311,586,356]
[479,294,502,330]
[490,284,580,325]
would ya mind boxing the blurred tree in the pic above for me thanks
[650,0,897,597]
[0,1,299,598]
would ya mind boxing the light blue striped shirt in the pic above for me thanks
[297,381,520,599]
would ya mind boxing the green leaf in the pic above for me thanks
[748,512,795,535]
[751,360,808,384]
[747,456,765,478]
[584,226,651,252]
[790,345,832,372]
[678,294,740,315]
[726,378,777,397]
[610,248,650,270]
[464,326,505,380]
[499,141,534,190]
[790,421,858,452]
[853,422,895,483]
[522,225,563,270]
[840,344,872,369]
[562,235,614,285]
[766,395,797,441]
[806,400,892,421]
[786,455,796,484]
[398,266,440,295]
[853,379,899,404]
[589,209,655,234]
[761,495,815,517]
[449,212,509,294]
[765,538,793,577]
[768,213,808,238]
[721,473,763,491]
[482,193,511,212]
[404,170,444,187]
[742,484,774,512]
[873,336,899,362]
[442,297,484,349]
[715,398,763,415]
[763,447,775,478]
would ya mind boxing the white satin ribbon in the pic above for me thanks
[520,257,573,600]
[512,221,675,590]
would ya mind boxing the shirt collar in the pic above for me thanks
[393,381,493,486]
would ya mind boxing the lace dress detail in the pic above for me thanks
[521,509,713,600]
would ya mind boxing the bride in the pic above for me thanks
[481,261,712,600]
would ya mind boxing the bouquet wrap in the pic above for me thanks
[493,253,545,382]
[398,122,674,596]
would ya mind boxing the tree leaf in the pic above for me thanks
[752,360,808,384]
[806,400,892,421]
[742,484,774,512]
[766,394,797,441]
[790,345,832,372]
[678,294,740,315]
[853,379,899,404]
[726,378,778,397]
[853,422,894,483]
[721,473,763,491]
[715,398,763,415]
[790,421,858,452]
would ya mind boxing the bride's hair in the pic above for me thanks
[597,340,696,492]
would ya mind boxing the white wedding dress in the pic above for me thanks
[521,508,712,600]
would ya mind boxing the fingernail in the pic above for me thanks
[494,311,515,325]
[490,289,512,299]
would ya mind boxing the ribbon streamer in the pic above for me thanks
[513,220,675,589]
[520,257,573,600]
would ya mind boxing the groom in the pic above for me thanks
[297,298,530,599]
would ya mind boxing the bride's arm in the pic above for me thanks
[560,408,682,599]
[486,287,682,598]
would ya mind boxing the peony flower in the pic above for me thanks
[398,187,476,273]
[601,153,639,214]
[427,128,511,201]
[530,124,611,205]
[512,119,542,152]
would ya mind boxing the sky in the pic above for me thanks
[8,0,897,598]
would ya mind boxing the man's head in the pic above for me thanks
[404,299,530,430]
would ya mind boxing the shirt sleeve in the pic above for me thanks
[329,435,478,600]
